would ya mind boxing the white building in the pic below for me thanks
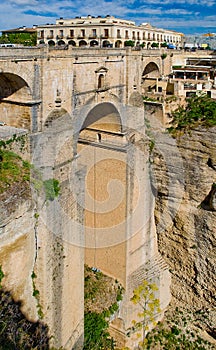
[36,15,183,48]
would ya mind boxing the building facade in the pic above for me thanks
[36,15,183,49]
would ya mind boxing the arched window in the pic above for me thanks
[98,74,104,89]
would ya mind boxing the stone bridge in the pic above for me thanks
[0,46,173,349]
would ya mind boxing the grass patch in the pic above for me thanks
[0,149,31,194]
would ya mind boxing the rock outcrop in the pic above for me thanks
[151,126,216,340]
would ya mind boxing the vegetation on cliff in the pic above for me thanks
[0,135,30,201]
[0,148,31,200]
[168,94,216,134]
[138,308,216,350]
[84,265,123,349]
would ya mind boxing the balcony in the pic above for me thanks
[77,35,86,39]
[46,35,54,39]
[89,35,97,39]
[67,35,74,39]
[56,35,64,39]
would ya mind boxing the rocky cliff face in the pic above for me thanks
[151,126,216,340]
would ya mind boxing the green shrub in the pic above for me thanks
[84,312,115,349]
[43,179,60,201]
[168,94,216,134]
[124,40,135,47]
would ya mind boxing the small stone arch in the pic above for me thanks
[90,40,98,47]
[58,40,65,46]
[79,40,87,47]
[102,40,110,48]
[48,40,55,46]
[115,40,122,48]
[44,108,70,129]
[68,40,76,46]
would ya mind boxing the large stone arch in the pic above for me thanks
[0,72,33,129]
[141,62,160,94]
[80,102,122,133]
[142,62,160,79]
[76,101,129,285]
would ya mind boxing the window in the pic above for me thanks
[48,30,53,38]
[70,29,74,38]
[98,74,105,89]
[39,30,44,38]
[117,29,121,38]
[104,29,109,38]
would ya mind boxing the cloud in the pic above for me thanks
[0,0,215,34]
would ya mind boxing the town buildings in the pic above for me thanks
[36,15,183,49]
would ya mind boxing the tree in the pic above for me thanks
[168,93,216,134]
[128,280,161,349]
[124,40,135,47]
[151,42,159,48]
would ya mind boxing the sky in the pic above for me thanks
[0,0,216,35]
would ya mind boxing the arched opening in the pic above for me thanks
[98,74,105,89]
[77,102,128,284]
[142,62,160,78]
[48,40,55,46]
[90,40,98,47]
[68,40,76,46]
[80,102,122,133]
[0,72,32,129]
[102,40,111,48]
[79,40,87,47]
[44,108,70,129]
[58,40,65,46]
[115,40,122,48]
[141,62,160,94]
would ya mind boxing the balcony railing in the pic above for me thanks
[46,35,54,39]
[89,35,97,39]
[67,35,74,39]
[56,35,64,39]
[77,35,86,39]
